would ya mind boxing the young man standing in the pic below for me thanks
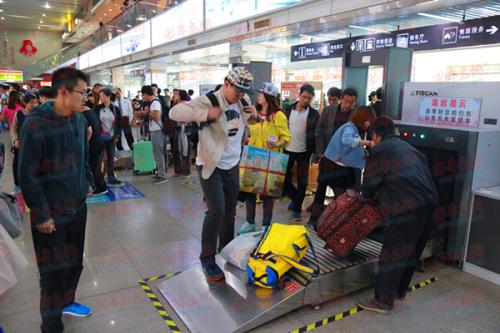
[19,67,94,333]
[284,83,320,220]
[170,67,257,282]
[141,85,168,184]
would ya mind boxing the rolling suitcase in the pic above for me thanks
[317,189,383,257]
[133,141,156,175]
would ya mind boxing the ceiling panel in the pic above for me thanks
[0,0,86,32]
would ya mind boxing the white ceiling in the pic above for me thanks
[0,0,86,32]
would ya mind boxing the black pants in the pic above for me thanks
[116,124,134,151]
[12,147,19,186]
[246,193,273,226]
[99,139,117,181]
[198,165,239,264]
[89,140,107,192]
[310,158,356,219]
[32,206,87,333]
[283,150,311,213]
[375,205,436,306]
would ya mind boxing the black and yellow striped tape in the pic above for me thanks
[290,277,438,333]
[138,272,181,333]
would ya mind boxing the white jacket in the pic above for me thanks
[169,88,256,179]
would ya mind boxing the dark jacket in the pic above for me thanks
[285,102,320,156]
[362,135,438,219]
[94,103,122,141]
[315,104,354,156]
[19,101,93,227]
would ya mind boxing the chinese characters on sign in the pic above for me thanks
[418,97,482,128]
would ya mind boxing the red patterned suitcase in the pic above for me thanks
[317,189,383,257]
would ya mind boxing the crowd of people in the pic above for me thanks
[0,65,439,331]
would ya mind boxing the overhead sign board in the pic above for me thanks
[151,0,203,47]
[0,70,23,82]
[121,22,151,56]
[291,15,500,62]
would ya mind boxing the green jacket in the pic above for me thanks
[19,101,93,227]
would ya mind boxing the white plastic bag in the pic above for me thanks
[221,231,263,270]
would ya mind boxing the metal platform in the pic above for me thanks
[157,233,382,333]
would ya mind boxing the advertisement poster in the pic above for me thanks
[101,38,122,62]
[151,0,203,47]
[206,0,305,29]
[121,22,151,55]
[418,97,482,128]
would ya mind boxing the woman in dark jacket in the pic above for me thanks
[95,88,122,186]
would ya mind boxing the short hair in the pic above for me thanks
[370,116,395,139]
[93,83,103,88]
[114,87,122,93]
[341,88,358,99]
[23,93,37,104]
[376,87,383,100]
[368,91,377,102]
[9,83,21,92]
[188,89,194,95]
[151,83,159,89]
[178,90,190,102]
[52,67,89,94]
[38,86,55,99]
[350,106,376,132]
[327,87,341,99]
[141,85,154,96]
[300,83,315,96]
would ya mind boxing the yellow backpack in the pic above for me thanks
[247,223,319,288]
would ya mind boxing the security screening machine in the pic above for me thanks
[158,234,382,333]
[397,81,500,264]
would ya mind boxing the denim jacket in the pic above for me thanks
[324,122,366,170]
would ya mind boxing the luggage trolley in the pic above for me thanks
[157,232,382,333]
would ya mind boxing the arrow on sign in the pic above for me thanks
[486,25,498,35]
[351,42,355,51]
[294,50,299,56]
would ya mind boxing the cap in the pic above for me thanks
[258,82,279,98]
[226,67,253,93]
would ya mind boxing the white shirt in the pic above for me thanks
[100,107,115,136]
[114,97,133,119]
[286,106,309,153]
[149,100,162,132]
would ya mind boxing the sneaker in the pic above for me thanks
[92,188,109,196]
[107,179,122,186]
[10,185,20,195]
[357,298,392,315]
[153,177,168,185]
[151,174,159,179]
[292,211,302,221]
[306,218,318,231]
[202,262,225,283]
[237,222,256,235]
[287,202,295,211]
[62,302,93,317]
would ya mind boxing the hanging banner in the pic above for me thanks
[291,15,500,62]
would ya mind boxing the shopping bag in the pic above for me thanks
[220,231,264,270]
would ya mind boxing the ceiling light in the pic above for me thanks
[348,25,389,34]
[108,8,112,12]
[126,24,132,28]
[40,20,43,24]
[0,9,3,12]
[38,26,41,29]
[104,13,107,16]
[0,17,4,20]
[136,15,146,21]
[151,9,156,13]
[44,2,51,9]
[42,13,46,17]
[417,12,461,23]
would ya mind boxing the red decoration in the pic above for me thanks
[19,39,38,57]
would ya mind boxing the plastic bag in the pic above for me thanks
[220,231,263,270]
[0,192,23,239]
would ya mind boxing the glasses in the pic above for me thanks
[70,89,87,97]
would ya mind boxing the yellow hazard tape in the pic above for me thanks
[138,272,182,333]
[289,277,438,333]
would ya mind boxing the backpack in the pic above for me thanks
[247,223,319,288]
[0,192,24,239]
[152,98,174,136]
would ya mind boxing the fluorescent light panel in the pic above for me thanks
[417,12,461,22]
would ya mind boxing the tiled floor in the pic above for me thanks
[1,147,500,333]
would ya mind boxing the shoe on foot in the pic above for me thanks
[153,177,168,184]
[62,302,93,317]
[287,202,296,211]
[202,262,225,283]
[292,211,302,221]
[92,188,109,196]
[357,298,392,314]
[237,222,256,235]
[151,174,159,179]
[107,179,122,186]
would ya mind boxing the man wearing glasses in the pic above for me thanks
[19,67,94,332]
[170,67,258,283]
